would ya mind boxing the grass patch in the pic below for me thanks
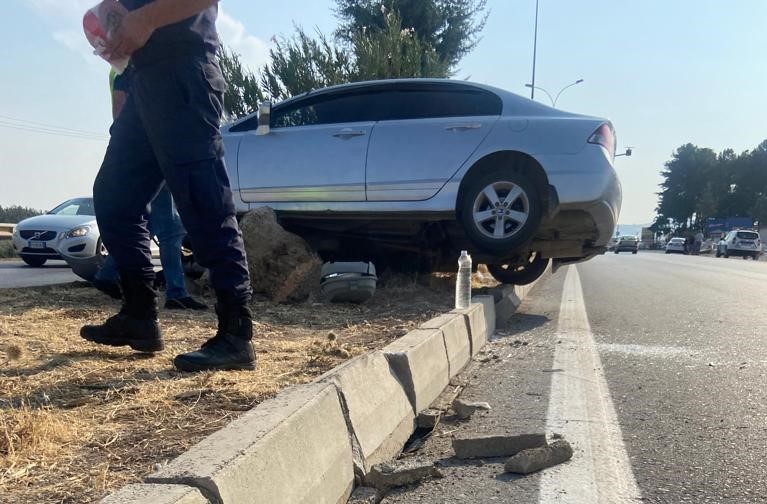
[0,274,456,503]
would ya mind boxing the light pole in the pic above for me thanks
[525,79,584,107]
[530,0,539,100]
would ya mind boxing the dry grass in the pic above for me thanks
[0,273,455,504]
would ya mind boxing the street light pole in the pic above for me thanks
[525,79,584,107]
[531,0,539,100]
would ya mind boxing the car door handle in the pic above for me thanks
[445,123,482,131]
[333,129,367,138]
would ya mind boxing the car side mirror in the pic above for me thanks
[256,100,272,136]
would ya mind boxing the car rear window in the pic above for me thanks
[736,231,758,240]
[670,238,685,243]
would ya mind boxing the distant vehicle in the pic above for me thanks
[614,235,638,254]
[222,78,622,285]
[665,237,686,254]
[716,230,761,259]
[11,198,102,267]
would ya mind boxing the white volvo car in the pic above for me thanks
[221,79,622,284]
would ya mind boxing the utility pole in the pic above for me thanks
[531,0,539,100]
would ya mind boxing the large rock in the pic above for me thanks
[239,207,322,303]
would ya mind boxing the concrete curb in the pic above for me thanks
[101,270,550,503]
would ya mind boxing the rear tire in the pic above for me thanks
[459,168,542,256]
[487,253,549,286]
[21,255,47,267]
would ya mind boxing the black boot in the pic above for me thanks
[173,303,256,372]
[81,274,164,353]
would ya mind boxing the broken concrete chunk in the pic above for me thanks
[365,459,443,489]
[504,439,574,474]
[452,433,547,459]
[417,409,442,430]
[348,486,379,503]
[452,399,491,419]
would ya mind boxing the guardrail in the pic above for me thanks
[0,223,15,241]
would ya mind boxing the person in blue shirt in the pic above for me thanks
[81,0,255,372]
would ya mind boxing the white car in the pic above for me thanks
[665,237,686,254]
[717,230,761,259]
[11,198,104,267]
[222,79,622,285]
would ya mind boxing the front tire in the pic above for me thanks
[459,168,542,256]
[487,253,549,286]
[21,255,47,267]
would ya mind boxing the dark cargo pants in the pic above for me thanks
[93,54,251,305]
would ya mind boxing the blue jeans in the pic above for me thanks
[96,185,190,301]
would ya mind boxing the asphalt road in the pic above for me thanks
[0,259,79,288]
[389,252,767,504]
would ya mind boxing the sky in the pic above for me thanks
[1,0,766,225]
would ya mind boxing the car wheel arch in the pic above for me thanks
[455,150,552,219]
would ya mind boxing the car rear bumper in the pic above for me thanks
[535,148,621,247]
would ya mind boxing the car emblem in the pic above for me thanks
[33,232,42,240]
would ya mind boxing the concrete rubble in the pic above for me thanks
[504,439,574,474]
[348,486,379,503]
[452,398,492,419]
[452,433,547,459]
[239,207,322,303]
[365,458,444,490]
[416,409,442,430]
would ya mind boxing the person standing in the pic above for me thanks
[80,0,255,372]
[94,68,207,311]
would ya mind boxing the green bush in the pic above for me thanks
[0,240,16,259]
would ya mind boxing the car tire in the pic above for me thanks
[459,168,542,256]
[632,250,637,254]
[20,255,47,267]
[614,250,619,254]
[487,253,549,286]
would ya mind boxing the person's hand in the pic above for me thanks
[104,8,155,60]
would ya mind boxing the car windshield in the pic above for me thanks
[48,198,95,216]
[736,231,758,240]
[670,238,685,243]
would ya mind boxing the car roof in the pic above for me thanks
[225,78,598,130]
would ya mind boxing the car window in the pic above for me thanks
[271,91,386,129]
[736,231,758,240]
[379,88,502,121]
[49,198,95,216]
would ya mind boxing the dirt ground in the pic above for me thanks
[0,273,469,504]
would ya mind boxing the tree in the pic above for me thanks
[0,205,42,223]
[351,10,450,80]
[260,28,354,101]
[335,0,488,69]
[218,47,264,121]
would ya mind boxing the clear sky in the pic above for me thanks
[1,0,766,224]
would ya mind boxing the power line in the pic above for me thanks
[0,114,108,141]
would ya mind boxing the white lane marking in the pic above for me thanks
[539,266,642,504]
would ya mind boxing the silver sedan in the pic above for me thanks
[222,79,622,285]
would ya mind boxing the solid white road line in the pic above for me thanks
[539,266,642,503]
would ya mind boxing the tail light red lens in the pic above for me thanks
[588,123,616,159]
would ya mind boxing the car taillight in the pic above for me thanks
[588,123,616,159]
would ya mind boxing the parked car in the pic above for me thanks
[717,230,761,259]
[221,79,622,285]
[11,197,103,267]
[614,235,638,254]
[665,237,686,254]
